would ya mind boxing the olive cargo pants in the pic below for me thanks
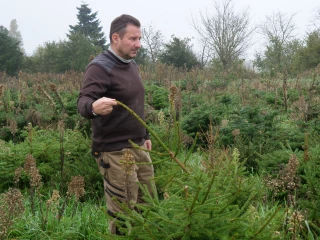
[96,147,155,234]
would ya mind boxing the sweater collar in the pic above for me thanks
[108,46,132,63]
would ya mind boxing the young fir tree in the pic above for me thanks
[67,3,107,50]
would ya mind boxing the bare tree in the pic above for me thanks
[141,25,164,64]
[259,12,296,72]
[259,12,296,112]
[197,38,213,67]
[311,7,320,31]
[192,0,254,70]
[260,12,296,46]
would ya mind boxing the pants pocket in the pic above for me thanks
[96,156,110,176]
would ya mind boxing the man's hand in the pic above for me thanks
[144,139,152,151]
[92,97,117,115]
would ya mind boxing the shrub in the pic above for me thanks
[145,84,169,110]
[0,125,102,200]
[181,102,223,138]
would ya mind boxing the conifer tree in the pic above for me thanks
[0,26,23,75]
[8,19,24,52]
[67,3,107,50]
[160,36,199,70]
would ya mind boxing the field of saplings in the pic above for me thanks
[0,63,320,239]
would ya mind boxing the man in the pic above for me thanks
[77,14,155,235]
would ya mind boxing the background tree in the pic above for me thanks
[25,35,102,73]
[193,0,254,70]
[311,7,320,31]
[141,25,164,64]
[254,39,302,76]
[295,31,320,71]
[25,41,67,73]
[0,26,23,75]
[8,19,24,53]
[65,33,102,71]
[134,46,149,65]
[67,3,106,50]
[159,35,199,70]
[257,12,296,74]
[197,38,213,67]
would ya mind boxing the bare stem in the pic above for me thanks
[116,100,189,174]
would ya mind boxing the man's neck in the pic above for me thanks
[108,46,132,63]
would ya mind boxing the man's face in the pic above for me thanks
[113,24,141,60]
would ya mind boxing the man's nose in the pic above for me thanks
[135,40,141,48]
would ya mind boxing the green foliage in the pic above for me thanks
[160,36,199,70]
[0,26,23,76]
[296,31,320,71]
[254,38,303,76]
[219,106,278,169]
[24,36,101,73]
[181,102,223,138]
[21,3,105,74]
[255,29,320,76]
[8,19,24,52]
[260,141,320,236]
[116,149,284,239]
[68,3,107,50]
[145,84,169,110]
[258,147,302,176]
[296,134,320,225]
[1,60,320,238]
[0,126,102,200]
[299,160,320,225]
[221,106,278,144]
[24,41,66,73]
[0,82,90,142]
[134,46,150,65]
[261,91,279,105]
[65,33,102,71]
[7,196,109,239]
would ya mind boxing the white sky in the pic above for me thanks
[1,0,319,60]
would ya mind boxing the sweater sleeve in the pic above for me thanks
[77,64,111,119]
[144,129,150,140]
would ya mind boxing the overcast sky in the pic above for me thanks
[1,0,319,60]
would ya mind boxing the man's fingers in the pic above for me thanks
[105,101,117,106]
[92,98,118,115]
[102,97,117,105]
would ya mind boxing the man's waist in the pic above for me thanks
[92,137,145,152]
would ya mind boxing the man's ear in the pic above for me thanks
[112,33,119,43]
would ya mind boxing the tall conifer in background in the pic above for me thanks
[8,19,24,53]
[67,3,107,50]
[0,26,23,75]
